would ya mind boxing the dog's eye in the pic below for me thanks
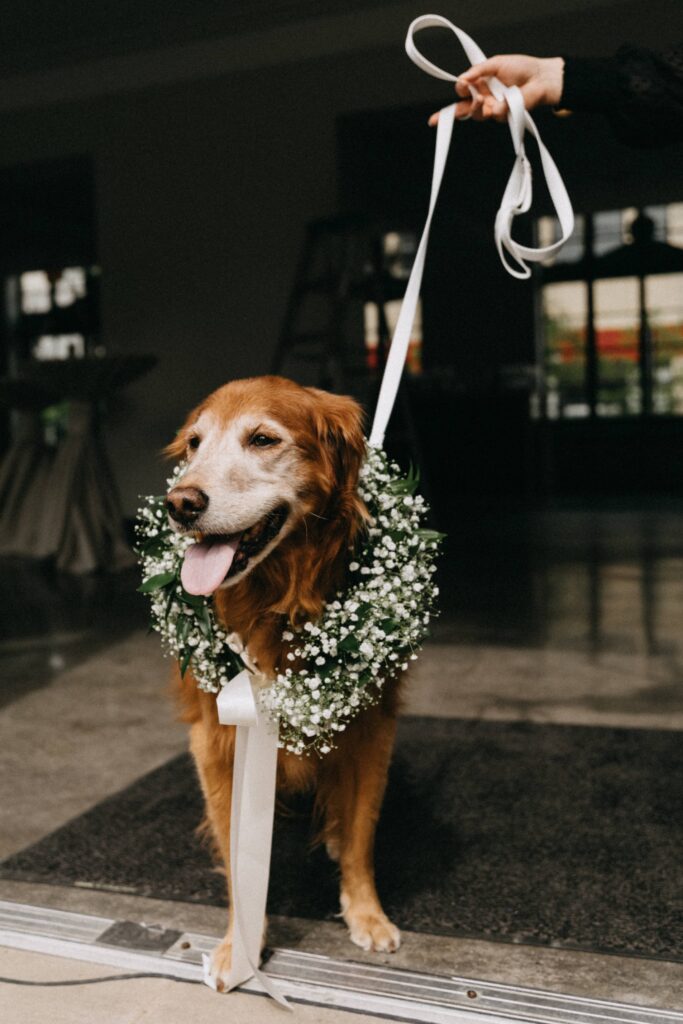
[250,433,280,448]
[188,436,201,451]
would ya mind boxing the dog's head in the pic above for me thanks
[164,376,366,598]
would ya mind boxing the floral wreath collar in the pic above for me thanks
[136,445,442,756]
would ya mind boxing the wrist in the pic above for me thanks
[541,56,565,106]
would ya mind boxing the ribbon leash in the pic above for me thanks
[207,15,574,1004]
[369,14,574,446]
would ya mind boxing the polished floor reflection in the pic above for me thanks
[413,499,683,729]
[437,499,683,655]
[0,560,144,708]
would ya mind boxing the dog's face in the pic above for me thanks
[165,376,365,596]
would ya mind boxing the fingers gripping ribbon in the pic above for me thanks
[405,15,574,279]
[369,15,574,447]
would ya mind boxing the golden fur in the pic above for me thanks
[167,377,402,988]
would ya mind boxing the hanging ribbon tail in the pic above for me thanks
[207,669,291,1010]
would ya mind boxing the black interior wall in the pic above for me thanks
[0,157,96,276]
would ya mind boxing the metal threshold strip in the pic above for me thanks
[1,900,681,1024]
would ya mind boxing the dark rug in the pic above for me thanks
[3,717,682,961]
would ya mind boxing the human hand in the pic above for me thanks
[427,55,564,125]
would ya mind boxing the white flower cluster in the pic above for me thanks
[135,446,442,758]
[259,445,442,755]
[136,466,244,693]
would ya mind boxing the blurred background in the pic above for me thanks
[1,2,682,1019]
[0,0,681,520]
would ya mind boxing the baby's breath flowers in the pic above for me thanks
[135,465,244,690]
[136,446,442,756]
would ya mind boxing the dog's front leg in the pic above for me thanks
[189,718,237,991]
[321,704,401,953]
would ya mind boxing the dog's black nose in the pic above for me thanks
[165,486,209,526]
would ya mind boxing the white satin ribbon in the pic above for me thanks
[369,14,574,446]
[202,669,290,1009]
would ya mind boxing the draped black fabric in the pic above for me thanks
[561,43,683,147]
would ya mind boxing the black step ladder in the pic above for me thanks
[271,217,432,505]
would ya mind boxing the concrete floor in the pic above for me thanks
[0,945,382,1024]
[0,631,185,860]
[2,501,683,1018]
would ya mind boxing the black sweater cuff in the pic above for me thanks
[560,55,622,113]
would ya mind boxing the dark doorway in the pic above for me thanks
[0,156,97,453]
[336,103,683,513]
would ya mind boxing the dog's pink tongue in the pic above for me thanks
[181,536,240,596]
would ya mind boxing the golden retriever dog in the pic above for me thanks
[165,375,401,990]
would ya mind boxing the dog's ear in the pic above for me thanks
[307,389,366,493]
[162,405,201,461]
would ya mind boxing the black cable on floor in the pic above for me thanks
[0,972,202,988]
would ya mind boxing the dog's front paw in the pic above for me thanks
[203,939,233,993]
[342,904,401,953]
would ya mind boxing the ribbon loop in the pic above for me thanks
[404,15,574,278]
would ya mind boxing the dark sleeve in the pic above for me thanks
[560,44,683,147]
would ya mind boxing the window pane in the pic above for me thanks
[663,203,683,246]
[542,281,588,418]
[593,277,640,415]
[594,210,627,255]
[20,270,51,314]
[54,267,86,308]
[537,214,584,267]
[642,204,667,241]
[646,273,683,414]
[32,334,85,360]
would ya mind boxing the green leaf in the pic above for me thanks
[226,649,244,676]
[416,528,447,542]
[387,475,419,496]
[176,614,190,645]
[138,535,172,557]
[179,589,206,609]
[339,634,360,652]
[196,603,213,640]
[137,572,176,593]
[386,529,405,543]
[180,648,193,677]
[406,462,420,487]
[379,618,399,635]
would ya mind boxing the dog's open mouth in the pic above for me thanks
[180,505,288,596]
